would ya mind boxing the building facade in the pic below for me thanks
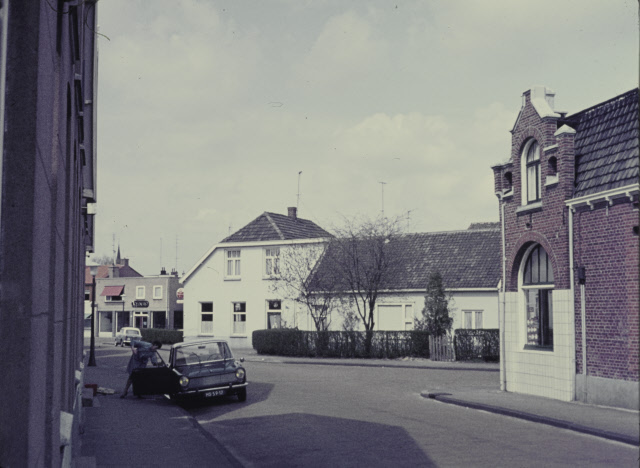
[491,86,639,409]
[0,1,98,466]
[94,267,184,338]
[312,224,502,333]
[181,208,331,348]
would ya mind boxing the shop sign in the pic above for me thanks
[132,300,149,308]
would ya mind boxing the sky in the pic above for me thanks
[93,0,638,276]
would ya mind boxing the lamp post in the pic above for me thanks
[88,262,98,367]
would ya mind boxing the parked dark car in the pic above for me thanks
[131,339,247,402]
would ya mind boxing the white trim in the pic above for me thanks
[543,144,558,152]
[554,124,576,136]
[565,184,639,211]
[182,237,331,283]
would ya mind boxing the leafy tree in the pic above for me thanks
[416,271,453,337]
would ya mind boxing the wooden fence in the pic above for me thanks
[429,334,455,361]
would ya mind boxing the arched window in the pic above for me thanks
[522,140,541,204]
[522,244,554,348]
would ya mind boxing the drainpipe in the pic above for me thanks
[568,206,577,401]
[578,267,587,402]
[499,194,507,391]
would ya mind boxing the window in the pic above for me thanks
[136,286,145,299]
[523,140,541,204]
[267,300,282,329]
[404,305,414,331]
[105,295,123,302]
[153,285,163,299]
[233,302,246,335]
[464,311,473,329]
[265,248,280,277]
[475,311,483,329]
[463,310,484,329]
[201,302,213,335]
[85,289,91,301]
[226,250,241,278]
[522,245,554,348]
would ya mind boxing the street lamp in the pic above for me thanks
[88,262,98,367]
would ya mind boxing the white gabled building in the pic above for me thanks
[181,207,332,348]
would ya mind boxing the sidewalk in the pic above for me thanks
[77,342,242,467]
[237,347,639,447]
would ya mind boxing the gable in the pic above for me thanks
[222,212,331,243]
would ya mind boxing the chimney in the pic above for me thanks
[161,267,167,275]
[123,258,129,267]
[108,265,119,278]
[288,207,297,220]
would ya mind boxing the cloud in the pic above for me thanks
[292,10,389,88]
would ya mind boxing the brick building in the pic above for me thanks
[491,87,638,409]
[0,1,99,466]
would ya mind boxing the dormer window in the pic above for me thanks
[522,140,541,204]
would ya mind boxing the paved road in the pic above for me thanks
[185,360,638,467]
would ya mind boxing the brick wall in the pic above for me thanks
[573,201,639,381]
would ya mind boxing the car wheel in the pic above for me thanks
[237,388,247,402]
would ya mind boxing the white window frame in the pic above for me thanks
[264,247,280,278]
[136,286,145,299]
[200,302,214,335]
[232,302,247,336]
[266,299,282,329]
[521,139,542,205]
[403,304,414,331]
[519,244,555,350]
[225,249,241,279]
[153,285,163,299]
[105,295,124,302]
[462,310,484,329]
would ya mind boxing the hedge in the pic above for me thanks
[252,329,430,359]
[140,328,183,345]
[453,329,499,361]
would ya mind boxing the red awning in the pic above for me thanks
[100,285,124,296]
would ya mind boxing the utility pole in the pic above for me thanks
[297,171,302,210]
[379,181,386,214]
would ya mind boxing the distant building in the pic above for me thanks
[491,87,638,409]
[85,254,184,337]
[181,207,331,348]
[0,2,99,466]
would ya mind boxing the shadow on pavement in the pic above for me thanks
[199,412,436,467]
[181,381,275,415]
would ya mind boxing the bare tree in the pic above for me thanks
[90,254,115,265]
[269,243,339,331]
[319,215,406,353]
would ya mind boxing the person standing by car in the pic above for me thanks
[120,340,162,398]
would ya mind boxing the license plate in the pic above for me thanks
[204,389,226,398]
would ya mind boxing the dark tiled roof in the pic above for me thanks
[570,88,639,197]
[84,264,142,284]
[468,222,500,230]
[221,212,332,243]
[314,227,501,291]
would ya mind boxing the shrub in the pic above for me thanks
[140,328,183,345]
[253,329,430,359]
[453,329,499,361]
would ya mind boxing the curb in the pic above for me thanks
[422,392,639,447]
[243,357,499,372]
